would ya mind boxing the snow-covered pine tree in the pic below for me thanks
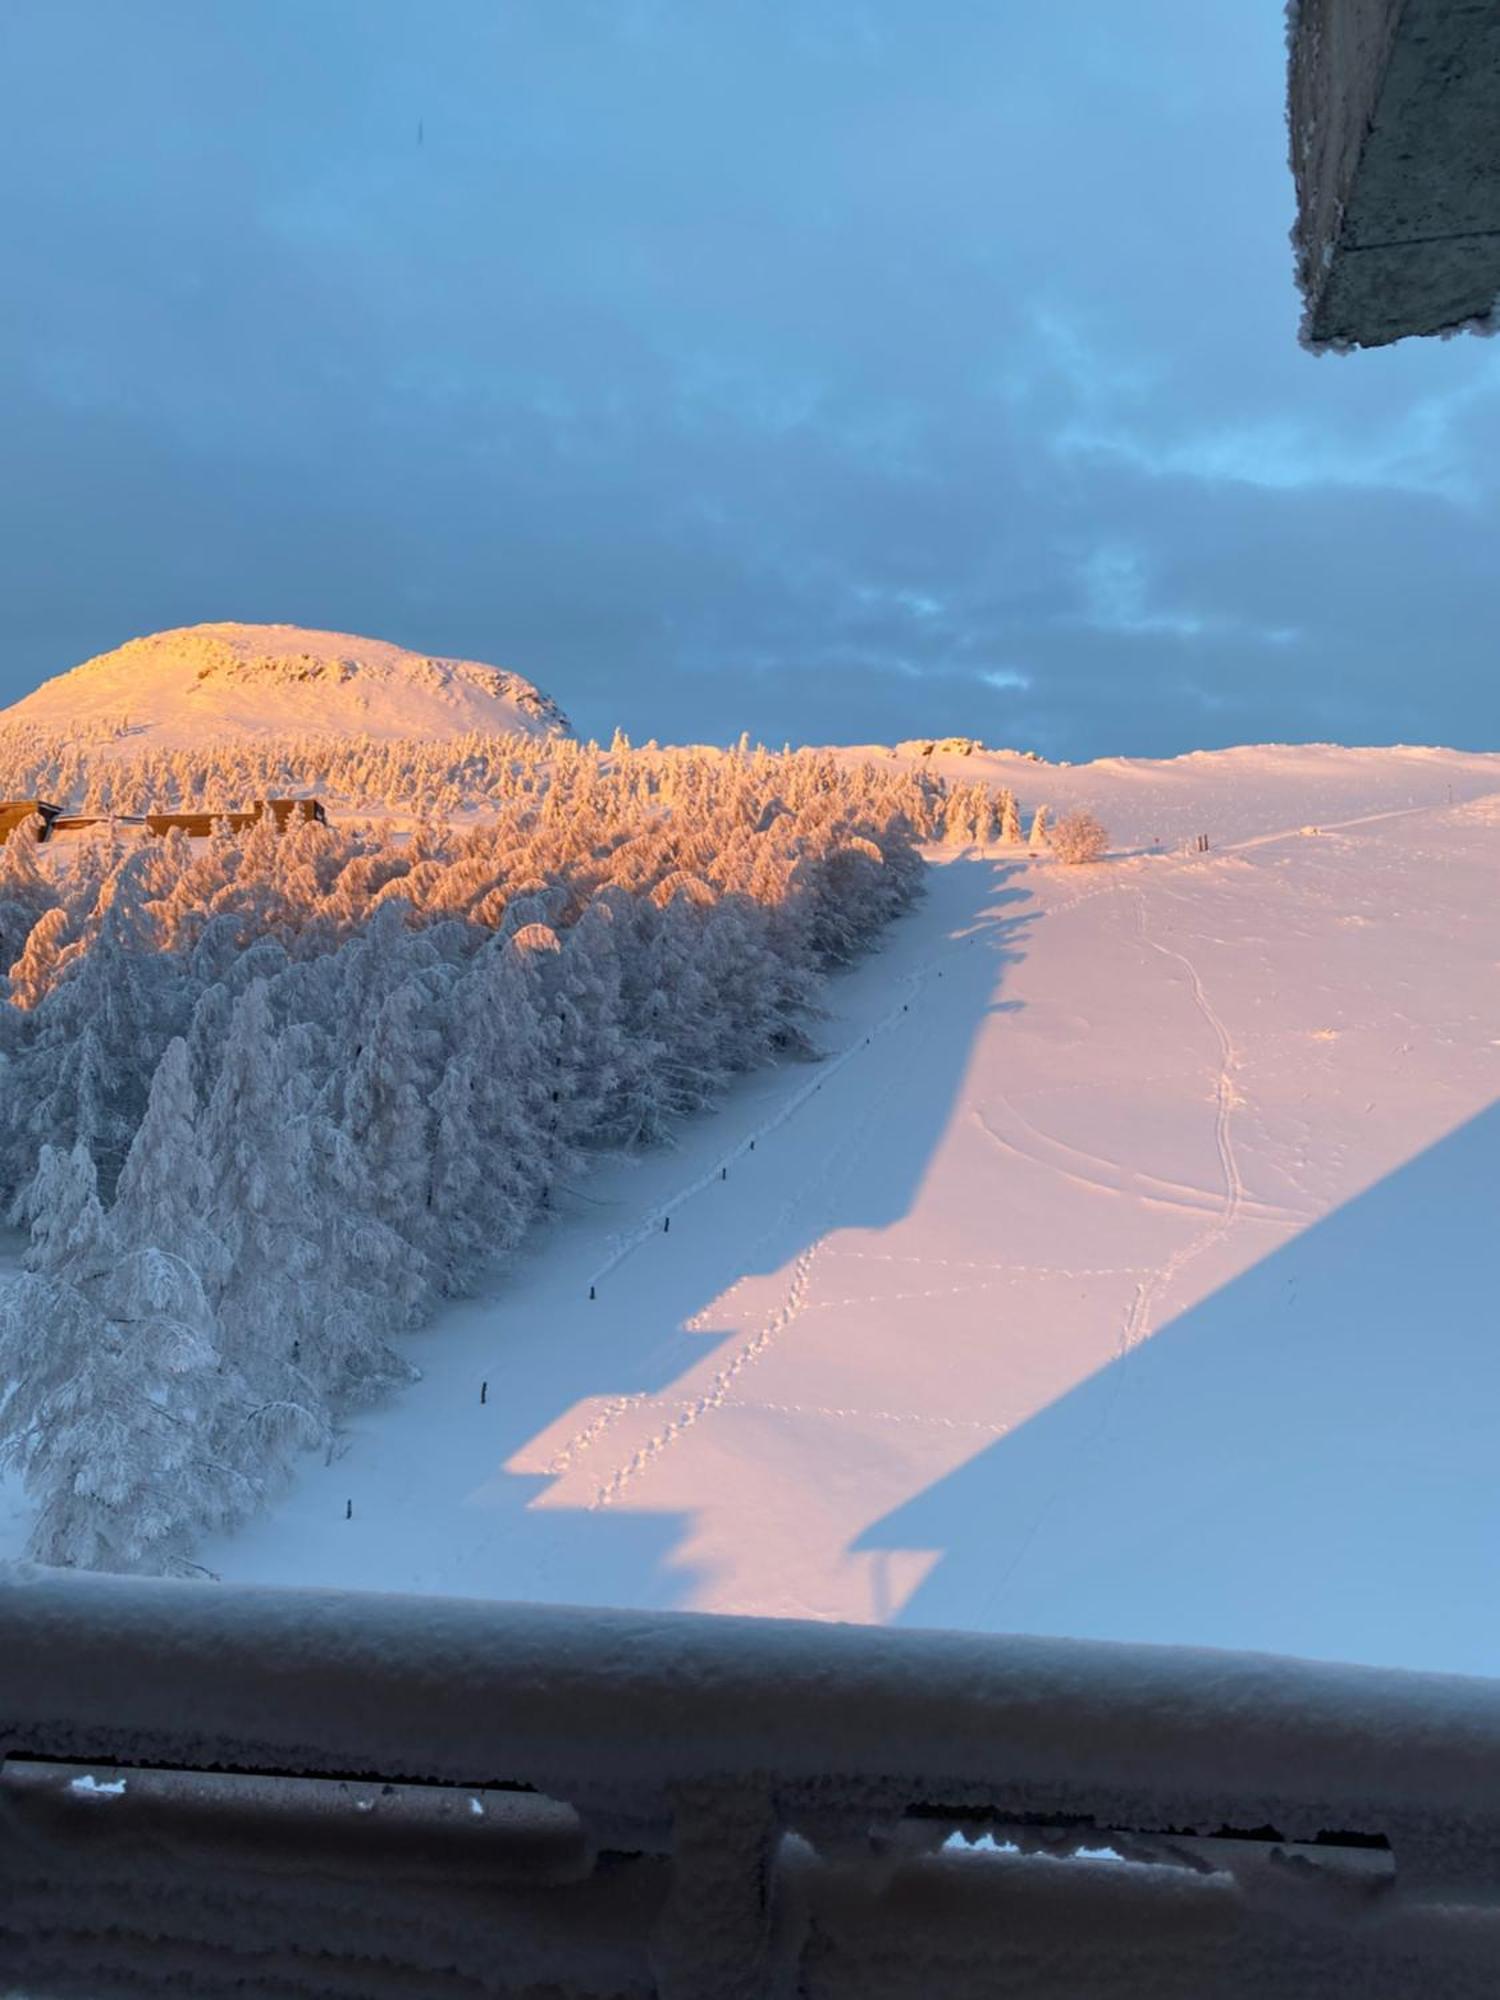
[0,1247,248,1573]
[197,978,327,1461]
[1000,790,1023,844]
[0,1135,237,1570]
[17,1139,114,1286]
[336,972,441,1313]
[112,1037,229,1291]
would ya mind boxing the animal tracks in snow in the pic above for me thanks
[589,1244,824,1508]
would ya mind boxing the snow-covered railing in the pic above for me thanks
[4,1567,1500,1997]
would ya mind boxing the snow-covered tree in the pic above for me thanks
[198,979,326,1460]
[0,1132,240,1569]
[0,732,930,1572]
[16,1140,113,1285]
[1051,808,1108,865]
[0,1251,247,1573]
[111,1037,227,1289]
[999,790,1023,845]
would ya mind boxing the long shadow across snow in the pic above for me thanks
[857,1095,1500,1677]
[454,855,1037,1612]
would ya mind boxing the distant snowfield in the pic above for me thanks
[96,745,1500,1672]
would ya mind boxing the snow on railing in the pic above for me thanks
[3,1565,1500,1997]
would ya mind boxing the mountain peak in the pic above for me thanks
[1,622,571,750]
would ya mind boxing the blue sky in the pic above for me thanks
[3,0,1497,755]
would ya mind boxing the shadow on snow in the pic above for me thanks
[856,1094,1500,1676]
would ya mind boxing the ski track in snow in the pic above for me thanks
[727,1397,1012,1437]
[971,881,1260,1622]
[1115,887,1248,1360]
[967,1098,1303,1229]
[821,1250,1155,1279]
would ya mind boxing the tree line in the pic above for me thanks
[0,742,963,1573]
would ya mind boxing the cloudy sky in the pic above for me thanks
[3,1,1497,756]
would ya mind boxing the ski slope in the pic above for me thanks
[202,745,1500,1677]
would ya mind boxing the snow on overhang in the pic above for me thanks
[1289,0,1500,350]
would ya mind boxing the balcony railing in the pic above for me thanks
[3,1564,1499,1996]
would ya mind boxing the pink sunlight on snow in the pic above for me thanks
[202,745,1500,1676]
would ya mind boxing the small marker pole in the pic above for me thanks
[663,1214,671,1234]
[346,1499,353,1521]
[589,1283,596,1300]
[480,1380,487,1405]
[721,1165,727,1181]
[750,1139,755,1151]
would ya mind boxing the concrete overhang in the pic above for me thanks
[1290,0,1500,348]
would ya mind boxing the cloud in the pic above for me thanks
[1056,408,1483,504]
[2,0,1499,756]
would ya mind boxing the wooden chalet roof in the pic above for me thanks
[0,800,61,845]
[144,798,327,838]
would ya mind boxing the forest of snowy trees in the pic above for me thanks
[0,737,1046,1575]
[0,716,1045,836]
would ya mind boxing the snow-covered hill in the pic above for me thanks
[0,623,570,751]
[190,741,1500,1680]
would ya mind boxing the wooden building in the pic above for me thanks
[0,800,62,846]
[144,798,327,838]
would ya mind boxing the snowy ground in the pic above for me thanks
[186,745,1500,1677]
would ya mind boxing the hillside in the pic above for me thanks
[0,623,571,752]
[176,741,1500,1680]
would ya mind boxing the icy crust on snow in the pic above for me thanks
[7,1571,1500,1996]
[0,622,571,751]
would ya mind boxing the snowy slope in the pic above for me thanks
[0,623,570,750]
[856,738,1500,849]
[198,743,1500,1679]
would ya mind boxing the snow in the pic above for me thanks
[183,742,1500,1681]
[0,621,570,753]
[66,1772,128,1798]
